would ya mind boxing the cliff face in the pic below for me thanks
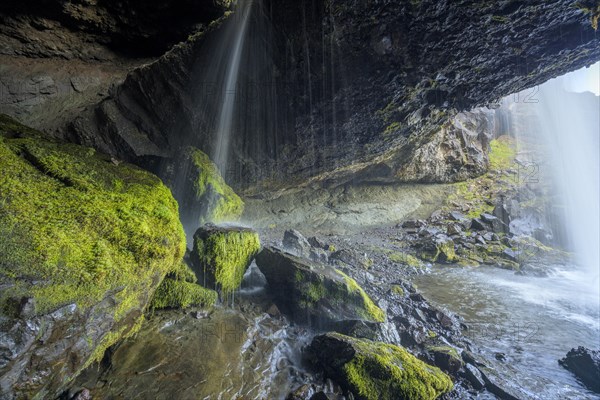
[1,0,599,191]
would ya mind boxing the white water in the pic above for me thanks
[506,69,600,296]
[212,0,253,173]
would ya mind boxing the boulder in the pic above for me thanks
[559,347,600,393]
[305,333,453,400]
[492,204,511,227]
[420,235,456,263]
[191,224,261,294]
[283,229,312,257]
[425,345,464,374]
[255,247,385,327]
[0,116,186,399]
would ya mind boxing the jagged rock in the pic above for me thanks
[255,247,385,328]
[191,224,261,294]
[308,236,328,250]
[559,347,600,393]
[306,333,453,400]
[0,116,186,399]
[449,211,466,222]
[446,223,463,236]
[283,229,312,257]
[493,204,511,227]
[481,213,509,234]
[479,366,528,400]
[463,364,485,390]
[470,218,488,231]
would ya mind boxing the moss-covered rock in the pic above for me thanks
[191,224,260,294]
[307,333,453,400]
[150,278,217,310]
[255,247,385,328]
[0,115,186,399]
[188,148,244,224]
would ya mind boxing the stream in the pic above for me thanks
[413,264,600,399]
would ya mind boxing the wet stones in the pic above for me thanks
[559,347,600,393]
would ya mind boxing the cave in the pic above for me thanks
[0,0,599,399]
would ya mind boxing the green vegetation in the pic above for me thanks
[194,228,260,294]
[188,148,244,224]
[332,333,453,400]
[489,137,516,170]
[336,270,385,323]
[391,285,404,297]
[388,251,425,268]
[150,278,217,309]
[0,115,186,319]
[444,136,517,219]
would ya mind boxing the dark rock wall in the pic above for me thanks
[1,0,598,191]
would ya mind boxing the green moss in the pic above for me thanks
[188,148,244,224]
[328,245,337,252]
[489,137,516,171]
[388,252,424,268]
[336,270,385,323]
[194,228,260,294]
[168,260,198,283]
[0,115,186,317]
[333,333,453,400]
[150,278,217,309]
[391,285,404,297]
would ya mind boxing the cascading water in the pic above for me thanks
[212,0,253,174]
[505,66,600,297]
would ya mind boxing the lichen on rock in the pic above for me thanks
[0,114,186,398]
[191,224,261,294]
[306,333,453,400]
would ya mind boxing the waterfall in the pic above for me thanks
[212,0,254,174]
[506,65,600,295]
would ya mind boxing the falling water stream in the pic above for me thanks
[212,0,253,173]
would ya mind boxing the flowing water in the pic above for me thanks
[414,265,599,399]
[212,0,253,173]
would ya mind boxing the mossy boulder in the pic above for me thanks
[306,333,453,400]
[188,148,244,224]
[255,247,385,328]
[191,224,260,294]
[0,115,186,399]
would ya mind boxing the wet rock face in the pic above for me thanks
[255,247,385,328]
[2,0,596,192]
[559,347,600,393]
